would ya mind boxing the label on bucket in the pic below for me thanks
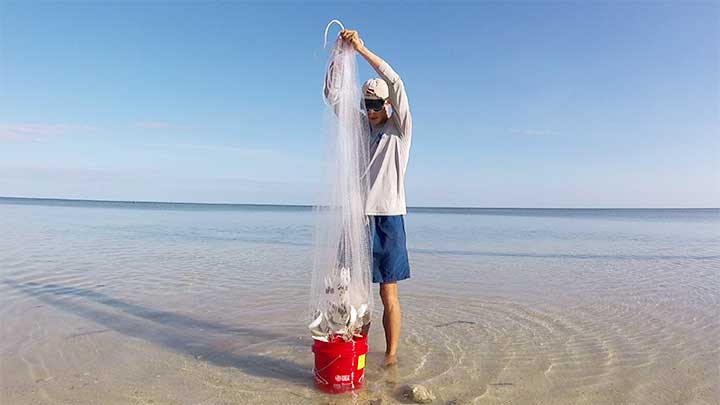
[335,374,351,382]
[357,354,366,370]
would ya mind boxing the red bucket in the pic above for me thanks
[312,334,368,393]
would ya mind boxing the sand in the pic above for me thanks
[1,203,717,404]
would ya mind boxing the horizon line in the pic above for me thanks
[0,196,717,211]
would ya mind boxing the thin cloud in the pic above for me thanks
[134,121,179,130]
[0,123,95,141]
[171,142,273,154]
[144,141,307,162]
[510,129,561,136]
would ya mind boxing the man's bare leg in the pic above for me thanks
[380,282,401,367]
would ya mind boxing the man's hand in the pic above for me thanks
[340,29,383,73]
[340,30,365,52]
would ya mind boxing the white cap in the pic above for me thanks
[362,78,389,100]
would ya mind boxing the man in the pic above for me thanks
[331,29,413,367]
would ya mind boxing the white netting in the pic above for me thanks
[308,20,373,342]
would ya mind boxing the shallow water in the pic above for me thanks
[1,198,718,404]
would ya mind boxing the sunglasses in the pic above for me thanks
[364,98,386,112]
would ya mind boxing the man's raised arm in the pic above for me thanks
[341,30,412,138]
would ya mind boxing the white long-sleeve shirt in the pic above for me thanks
[364,61,413,215]
[324,60,413,216]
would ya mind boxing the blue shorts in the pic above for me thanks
[371,215,411,284]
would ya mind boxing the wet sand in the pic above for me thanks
[1,203,718,404]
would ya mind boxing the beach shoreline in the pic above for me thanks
[1,201,717,404]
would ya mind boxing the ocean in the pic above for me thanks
[1,197,718,404]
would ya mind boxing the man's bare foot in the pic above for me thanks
[383,353,398,368]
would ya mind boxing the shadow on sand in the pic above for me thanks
[3,279,313,387]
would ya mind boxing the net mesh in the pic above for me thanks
[308,22,373,342]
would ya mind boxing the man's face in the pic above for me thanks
[365,98,390,128]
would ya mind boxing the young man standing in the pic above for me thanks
[337,29,413,367]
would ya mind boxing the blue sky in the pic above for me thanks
[1,1,717,207]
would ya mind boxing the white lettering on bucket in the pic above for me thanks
[334,374,351,382]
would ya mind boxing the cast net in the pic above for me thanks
[308,20,373,342]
